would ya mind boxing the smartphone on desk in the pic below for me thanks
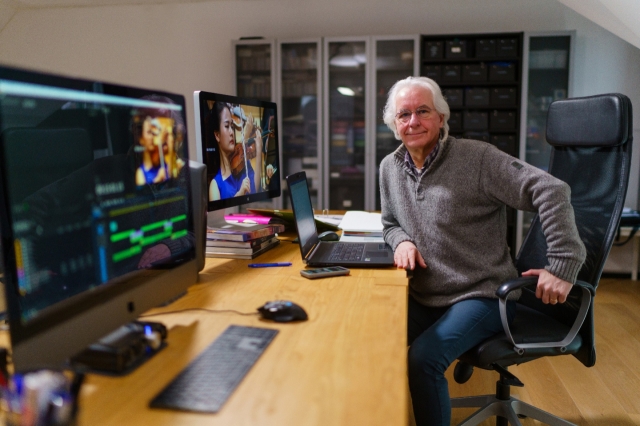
[300,266,350,279]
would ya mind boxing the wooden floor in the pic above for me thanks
[410,278,640,426]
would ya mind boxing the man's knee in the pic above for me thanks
[408,342,448,377]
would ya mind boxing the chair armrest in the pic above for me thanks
[495,277,592,355]
[496,276,539,298]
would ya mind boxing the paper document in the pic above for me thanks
[339,234,385,243]
[339,211,384,232]
[314,214,343,227]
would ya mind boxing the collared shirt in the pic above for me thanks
[404,141,440,178]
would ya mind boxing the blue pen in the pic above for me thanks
[248,262,292,268]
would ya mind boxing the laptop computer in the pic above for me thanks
[285,171,394,267]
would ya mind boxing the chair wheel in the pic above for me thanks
[453,361,474,384]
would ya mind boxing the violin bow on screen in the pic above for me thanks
[261,115,276,189]
[149,117,166,181]
[231,105,250,184]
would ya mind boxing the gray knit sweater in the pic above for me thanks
[380,137,586,308]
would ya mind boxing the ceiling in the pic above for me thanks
[0,0,218,6]
[555,0,640,50]
[0,0,639,50]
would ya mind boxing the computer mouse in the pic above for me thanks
[318,230,340,242]
[257,300,308,323]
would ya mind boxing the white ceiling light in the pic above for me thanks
[337,87,355,96]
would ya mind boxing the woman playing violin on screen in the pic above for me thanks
[208,102,263,201]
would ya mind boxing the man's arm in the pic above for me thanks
[480,146,586,300]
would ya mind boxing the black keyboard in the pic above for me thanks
[149,325,278,413]
[329,243,365,261]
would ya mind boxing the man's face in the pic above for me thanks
[394,85,444,153]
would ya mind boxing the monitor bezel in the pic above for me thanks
[193,90,281,214]
[0,64,199,372]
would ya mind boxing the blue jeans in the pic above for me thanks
[407,295,516,426]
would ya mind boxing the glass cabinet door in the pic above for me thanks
[233,40,276,210]
[373,37,419,211]
[524,35,572,172]
[324,38,368,210]
[278,40,321,208]
[519,32,573,245]
[234,41,275,102]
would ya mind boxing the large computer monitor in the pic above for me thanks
[193,91,280,228]
[0,65,198,372]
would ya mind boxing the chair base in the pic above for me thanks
[451,394,576,426]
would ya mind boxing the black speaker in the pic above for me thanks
[189,160,207,272]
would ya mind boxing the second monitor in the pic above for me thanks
[193,91,280,228]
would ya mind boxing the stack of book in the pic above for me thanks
[206,223,285,259]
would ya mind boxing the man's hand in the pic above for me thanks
[394,241,427,270]
[521,268,573,305]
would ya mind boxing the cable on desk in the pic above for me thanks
[139,308,259,318]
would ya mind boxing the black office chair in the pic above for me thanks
[450,93,633,426]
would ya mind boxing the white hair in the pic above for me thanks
[382,76,450,141]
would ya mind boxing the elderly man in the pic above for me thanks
[379,76,586,426]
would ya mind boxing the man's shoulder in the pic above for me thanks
[380,144,405,167]
[449,136,492,153]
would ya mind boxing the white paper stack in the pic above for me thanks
[338,211,385,243]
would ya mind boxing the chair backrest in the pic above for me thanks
[515,93,633,367]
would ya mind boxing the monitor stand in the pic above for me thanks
[68,321,167,376]
[206,208,268,231]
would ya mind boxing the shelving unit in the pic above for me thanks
[518,32,574,249]
[232,33,573,258]
[278,40,322,208]
[420,31,524,255]
[234,40,275,102]
[322,36,420,211]
[230,36,425,211]
[232,39,277,210]
[373,37,421,211]
[323,37,369,211]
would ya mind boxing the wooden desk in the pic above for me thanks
[77,235,409,425]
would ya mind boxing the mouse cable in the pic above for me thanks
[139,307,259,318]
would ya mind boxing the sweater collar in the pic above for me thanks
[394,136,452,173]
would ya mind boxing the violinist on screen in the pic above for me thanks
[207,101,264,201]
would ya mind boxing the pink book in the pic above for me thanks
[224,213,275,225]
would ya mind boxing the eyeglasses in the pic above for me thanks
[395,108,433,123]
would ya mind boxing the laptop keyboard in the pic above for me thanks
[329,243,365,261]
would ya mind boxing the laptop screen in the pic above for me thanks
[287,173,319,259]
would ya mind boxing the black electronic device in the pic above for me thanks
[70,321,167,375]
[318,230,340,242]
[193,90,281,229]
[0,64,198,372]
[189,160,207,272]
[150,325,278,413]
[300,266,350,279]
[257,300,308,322]
[285,171,394,267]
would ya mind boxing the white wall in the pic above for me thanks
[0,4,15,32]
[2,0,628,159]
[567,14,640,210]
[1,0,639,270]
